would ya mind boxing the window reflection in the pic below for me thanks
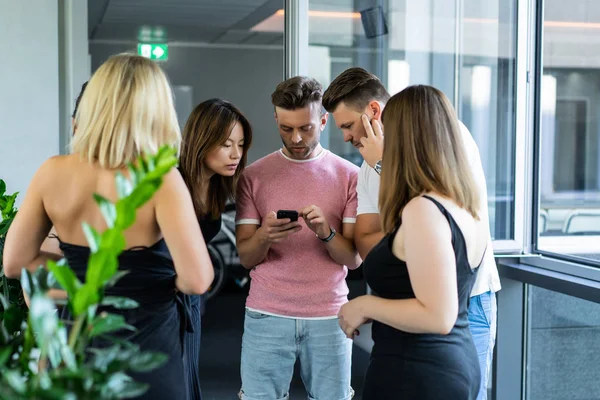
[537,0,600,262]
[309,0,517,242]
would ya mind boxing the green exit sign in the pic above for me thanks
[138,43,168,61]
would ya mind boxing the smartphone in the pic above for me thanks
[277,210,298,222]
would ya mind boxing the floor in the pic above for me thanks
[198,285,370,400]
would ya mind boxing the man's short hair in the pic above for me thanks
[271,76,323,110]
[322,67,390,113]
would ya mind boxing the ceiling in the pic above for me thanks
[88,0,285,45]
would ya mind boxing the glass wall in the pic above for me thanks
[307,0,518,241]
[525,285,600,399]
[88,0,285,164]
[537,0,600,263]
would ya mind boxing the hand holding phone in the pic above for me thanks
[258,211,302,244]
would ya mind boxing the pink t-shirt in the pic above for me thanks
[236,149,359,318]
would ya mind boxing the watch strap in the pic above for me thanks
[318,227,336,243]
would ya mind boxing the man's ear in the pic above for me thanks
[320,112,329,130]
[369,100,383,121]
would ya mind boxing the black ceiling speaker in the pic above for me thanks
[360,6,388,39]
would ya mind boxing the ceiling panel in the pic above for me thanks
[89,0,282,44]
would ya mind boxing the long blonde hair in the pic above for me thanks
[379,85,480,233]
[71,53,181,168]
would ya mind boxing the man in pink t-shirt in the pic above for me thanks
[235,76,361,400]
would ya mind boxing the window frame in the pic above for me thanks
[529,0,600,270]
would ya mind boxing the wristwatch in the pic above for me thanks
[318,227,336,243]
[373,160,382,175]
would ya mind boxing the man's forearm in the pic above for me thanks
[237,230,271,269]
[325,234,361,269]
[356,231,385,260]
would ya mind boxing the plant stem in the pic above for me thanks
[68,315,85,350]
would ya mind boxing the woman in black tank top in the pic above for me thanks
[178,99,253,400]
[337,85,486,399]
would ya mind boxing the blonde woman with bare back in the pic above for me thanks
[3,54,214,399]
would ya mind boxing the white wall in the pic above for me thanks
[0,1,60,202]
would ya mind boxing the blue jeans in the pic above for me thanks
[239,309,354,400]
[468,291,497,400]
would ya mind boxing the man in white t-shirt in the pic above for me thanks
[323,67,501,400]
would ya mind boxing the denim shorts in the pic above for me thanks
[239,309,354,400]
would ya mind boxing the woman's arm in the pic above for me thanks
[339,197,458,336]
[4,160,55,278]
[155,169,214,295]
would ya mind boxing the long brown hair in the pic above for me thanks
[379,85,480,234]
[180,99,252,219]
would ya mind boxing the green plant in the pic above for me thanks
[0,146,178,399]
[0,180,25,311]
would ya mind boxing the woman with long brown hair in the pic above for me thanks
[178,98,252,400]
[338,85,487,399]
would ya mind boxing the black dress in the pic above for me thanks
[362,196,481,400]
[58,238,188,400]
[183,214,222,400]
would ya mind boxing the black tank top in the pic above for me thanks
[58,238,188,399]
[361,195,483,399]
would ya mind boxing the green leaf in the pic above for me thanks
[2,306,25,334]
[82,222,101,253]
[29,295,59,353]
[0,179,6,197]
[86,249,118,289]
[101,296,139,309]
[57,324,76,370]
[128,351,168,372]
[20,269,35,298]
[105,270,130,288]
[72,283,99,317]
[115,172,134,199]
[47,260,81,298]
[93,193,116,228]
[31,267,52,292]
[144,160,176,182]
[102,372,149,399]
[89,344,122,372]
[46,332,63,368]
[0,293,8,310]
[0,346,11,367]
[114,200,135,230]
[127,165,139,187]
[100,228,126,253]
[127,181,160,210]
[3,193,18,215]
[2,370,26,394]
[89,313,135,338]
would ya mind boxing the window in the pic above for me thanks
[525,285,600,399]
[537,0,600,264]
[308,0,518,242]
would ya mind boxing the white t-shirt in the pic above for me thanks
[357,121,501,297]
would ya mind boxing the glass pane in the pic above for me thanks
[537,0,600,263]
[308,0,517,241]
[89,1,285,164]
[526,285,600,399]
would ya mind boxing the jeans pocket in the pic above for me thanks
[245,309,270,319]
[478,292,492,327]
